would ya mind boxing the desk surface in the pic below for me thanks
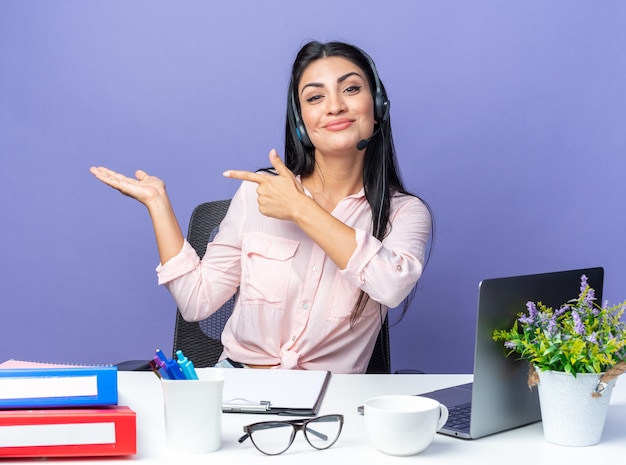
[44,371,626,464]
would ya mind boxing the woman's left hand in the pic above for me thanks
[223,149,307,221]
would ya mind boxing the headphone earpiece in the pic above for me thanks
[364,50,389,125]
[290,47,389,149]
[291,91,314,149]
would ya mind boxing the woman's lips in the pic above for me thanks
[324,119,354,131]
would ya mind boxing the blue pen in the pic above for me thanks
[165,357,186,380]
[155,349,186,380]
[154,348,169,364]
[176,350,199,380]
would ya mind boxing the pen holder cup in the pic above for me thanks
[161,368,224,454]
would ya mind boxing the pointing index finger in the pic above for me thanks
[222,169,265,184]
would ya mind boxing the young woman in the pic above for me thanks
[90,41,432,374]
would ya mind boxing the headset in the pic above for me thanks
[291,48,390,149]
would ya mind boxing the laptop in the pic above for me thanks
[420,267,604,439]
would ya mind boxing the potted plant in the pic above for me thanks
[493,274,626,446]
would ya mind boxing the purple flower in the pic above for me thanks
[556,304,569,316]
[587,332,598,344]
[580,274,588,293]
[524,301,538,323]
[519,314,534,325]
[580,274,595,307]
[572,310,585,335]
[504,341,517,350]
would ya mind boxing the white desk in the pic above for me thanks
[56,372,626,463]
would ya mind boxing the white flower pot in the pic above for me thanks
[536,369,617,446]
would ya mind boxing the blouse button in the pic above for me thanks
[396,265,402,272]
[302,303,309,310]
[312,265,319,272]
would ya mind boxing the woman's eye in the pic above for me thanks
[305,94,323,104]
[344,85,361,94]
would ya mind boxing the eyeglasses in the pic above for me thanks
[238,414,344,455]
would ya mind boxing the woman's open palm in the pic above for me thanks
[90,166,166,207]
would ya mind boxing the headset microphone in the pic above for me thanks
[356,126,381,150]
[356,94,390,150]
[356,139,369,151]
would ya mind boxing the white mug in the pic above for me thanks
[161,368,224,454]
[364,395,448,456]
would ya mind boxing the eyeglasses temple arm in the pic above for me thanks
[305,427,328,441]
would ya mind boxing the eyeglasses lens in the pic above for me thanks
[249,422,295,455]
[304,415,343,450]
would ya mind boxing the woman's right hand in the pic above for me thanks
[89,166,166,207]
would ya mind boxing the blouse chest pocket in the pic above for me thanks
[240,233,299,308]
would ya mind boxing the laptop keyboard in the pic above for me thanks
[445,403,471,432]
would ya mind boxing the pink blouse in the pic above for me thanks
[157,179,431,373]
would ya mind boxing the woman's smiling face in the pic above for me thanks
[297,56,376,153]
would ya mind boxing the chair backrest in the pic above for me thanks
[172,199,234,368]
[172,199,391,373]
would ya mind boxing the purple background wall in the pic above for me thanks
[1,1,625,374]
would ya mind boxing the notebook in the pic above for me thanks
[420,266,604,439]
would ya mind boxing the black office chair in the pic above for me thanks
[118,199,391,373]
[171,199,235,368]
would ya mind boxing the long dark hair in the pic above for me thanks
[284,41,432,325]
